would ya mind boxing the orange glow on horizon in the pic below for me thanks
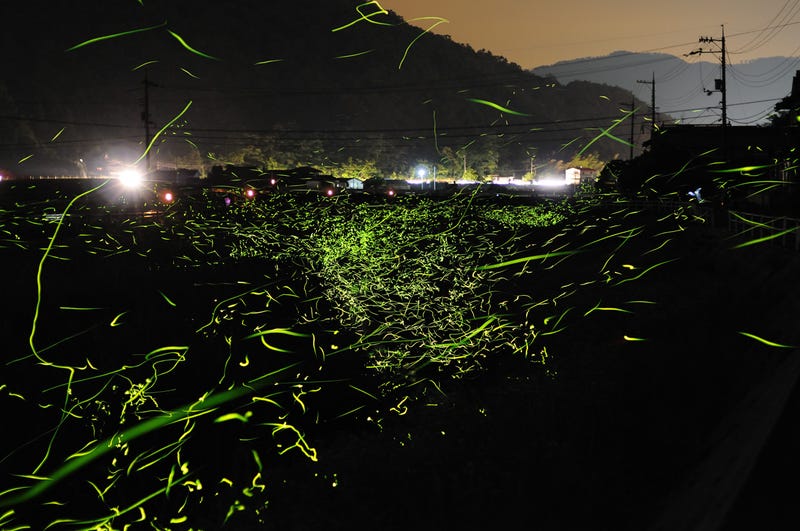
[380,0,800,68]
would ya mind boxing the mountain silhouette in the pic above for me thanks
[2,1,650,176]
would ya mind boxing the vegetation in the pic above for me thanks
[0,186,560,526]
[2,2,799,529]
[2,159,799,529]
[3,0,644,179]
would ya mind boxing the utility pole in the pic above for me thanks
[141,71,157,172]
[636,72,656,137]
[619,99,636,159]
[686,25,727,156]
[630,96,635,160]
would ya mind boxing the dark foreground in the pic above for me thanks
[262,219,800,530]
[1,194,798,530]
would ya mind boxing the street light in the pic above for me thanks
[118,168,143,188]
[415,165,437,191]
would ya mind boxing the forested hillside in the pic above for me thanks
[1,0,646,177]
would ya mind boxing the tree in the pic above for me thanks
[438,146,462,180]
[562,151,606,171]
[468,140,500,178]
[770,93,800,126]
[338,158,379,180]
[461,167,481,181]
[597,159,628,192]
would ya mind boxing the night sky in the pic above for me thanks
[2,0,798,174]
[381,0,800,67]
[2,3,800,531]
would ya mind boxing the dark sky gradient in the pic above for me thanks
[381,0,800,67]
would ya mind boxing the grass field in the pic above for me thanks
[1,183,797,529]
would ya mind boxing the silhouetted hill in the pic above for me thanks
[2,1,648,176]
[533,51,799,127]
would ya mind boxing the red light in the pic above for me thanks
[245,188,255,198]
[163,191,174,203]
[326,188,335,196]
[387,189,395,197]
[270,178,277,185]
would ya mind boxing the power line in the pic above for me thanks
[0,114,139,130]
[686,26,729,138]
[727,50,800,87]
[1,95,785,149]
[729,0,800,55]
[532,20,800,81]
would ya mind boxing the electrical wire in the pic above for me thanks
[730,0,800,55]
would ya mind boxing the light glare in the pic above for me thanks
[119,169,143,188]
[535,179,566,188]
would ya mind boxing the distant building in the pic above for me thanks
[345,177,364,190]
[491,175,521,185]
[565,167,598,185]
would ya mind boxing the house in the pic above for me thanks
[565,167,598,185]
[345,177,364,190]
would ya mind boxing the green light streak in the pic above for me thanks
[613,258,679,286]
[710,164,775,173]
[578,108,635,155]
[254,58,285,65]
[0,363,299,508]
[244,328,311,340]
[398,17,449,69]
[731,226,797,249]
[166,29,220,60]
[331,1,391,32]
[65,22,167,51]
[466,98,531,117]
[584,301,633,317]
[29,180,109,363]
[179,66,200,79]
[738,331,796,348]
[476,250,581,270]
[132,60,159,71]
[623,335,647,342]
[133,100,192,166]
[335,50,375,59]
[158,290,177,307]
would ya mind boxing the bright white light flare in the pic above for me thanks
[535,179,566,188]
[118,169,143,188]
